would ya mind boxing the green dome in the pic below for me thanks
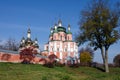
[57,27,66,33]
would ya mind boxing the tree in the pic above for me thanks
[79,47,94,66]
[76,0,120,72]
[3,38,19,51]
[20,46,38,64]
[113,54,120,67]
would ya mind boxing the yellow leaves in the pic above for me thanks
[80,51,92,63]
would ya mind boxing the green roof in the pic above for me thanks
[67,31,72,34]
[57,27,66,33]
[50,26,73,36]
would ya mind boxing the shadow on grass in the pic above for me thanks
[94,67,105,72]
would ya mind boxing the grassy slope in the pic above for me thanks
[0,62,120,80]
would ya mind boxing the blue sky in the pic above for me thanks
[0,0,120,63]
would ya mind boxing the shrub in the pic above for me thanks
[79,47,94,67]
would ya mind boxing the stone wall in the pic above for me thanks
[0,52,46,64]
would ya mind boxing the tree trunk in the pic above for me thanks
[100,47,105,65]
[104,49,109,73]
[100,47,109,72]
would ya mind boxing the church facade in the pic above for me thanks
[42,20,79,63]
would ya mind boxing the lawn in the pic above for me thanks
[0,62,120,80]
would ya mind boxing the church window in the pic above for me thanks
[65,48,67,52]
[51,47,53,51]
[61,36,62,40]
[46,46,48,50]
[65,36,66,40]
[68,36,69,40]
[57,48,59,51]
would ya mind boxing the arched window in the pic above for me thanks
[65,48,67,52]
[65,36,66,40]
[68,36,69,40]
[61,35,62,40]
[46,46,48,50]
[63,35,65,40]
[57,48,59,52]
[51,47,53,51]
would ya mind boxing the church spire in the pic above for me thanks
[34,38,39,48]
[68,24,71,31]
[54,23,58,33]
[67,24,72,34]
[34,38,38,44]
[22,37,25,43]
[54,23,57,30]
[58,19,62,26]
[27,28,31,39]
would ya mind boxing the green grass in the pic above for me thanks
[0,62,120,80]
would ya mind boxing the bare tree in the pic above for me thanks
[3,38,19,51]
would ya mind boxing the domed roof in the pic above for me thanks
[57,27,66,33]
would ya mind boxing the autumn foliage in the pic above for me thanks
[79,47,94,66]
[80,52,92,63]
[20,46,38,64]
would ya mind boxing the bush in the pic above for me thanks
[79,47,94,67]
